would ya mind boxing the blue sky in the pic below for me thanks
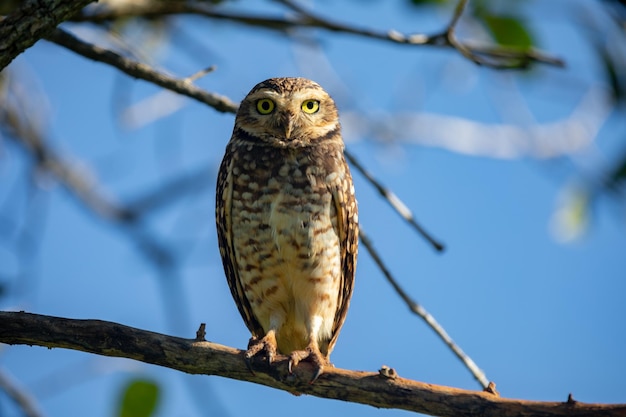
[1,1,625,416]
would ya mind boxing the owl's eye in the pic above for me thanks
[256,99,275,115]
[301,100,320,114]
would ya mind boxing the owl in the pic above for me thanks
[215,77,358,381]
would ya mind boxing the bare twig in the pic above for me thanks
[345,151,444,252]
[359,228,488,389]
[45,28,238,114]
[2,311,625,417]
[73,0,564,69]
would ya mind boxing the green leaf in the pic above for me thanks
[551,187,590,243]
[481,15,534,50]
[117,379,160,417]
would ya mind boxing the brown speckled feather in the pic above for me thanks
[215,147,265,337]
[327,163,358,355]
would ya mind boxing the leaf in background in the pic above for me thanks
[480,14,534,50]
[117,379,160,417]
[550,186,590,243]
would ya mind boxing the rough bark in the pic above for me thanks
[1,311,624,417]
[0,0,95,70]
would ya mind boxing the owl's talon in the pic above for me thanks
[288,345,326,383]
[244,333,277,372]
[244,355,256,375]
[310,366,324,384]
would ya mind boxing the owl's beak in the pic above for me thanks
[280,111,296,139]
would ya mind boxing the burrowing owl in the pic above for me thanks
[215,77,358,380]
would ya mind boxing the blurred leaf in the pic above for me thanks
[481,14,534,49]
[117,379,160,417]
[550,187,590,243]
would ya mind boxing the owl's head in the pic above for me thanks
[234,77,341,148]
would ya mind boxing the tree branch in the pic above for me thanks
[45,28,238,113]
[358,228,488,389]
[344,151,444,252]
[72,0,564,69]
[1,311,624,417]
[0,0,95,71]
[0,367,45,417]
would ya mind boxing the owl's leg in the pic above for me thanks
[288,339,328,383]
[244,330,277,372]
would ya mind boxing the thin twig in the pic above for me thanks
[359,228,489,389]
[448,0,470,31]
[184,65,217,83]
[45,28,238,114]
[73,0,565,69]
[345,150,444,252]
[275,0,564,69]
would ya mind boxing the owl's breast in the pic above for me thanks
[232,146,339,271]
[229,145,344,346]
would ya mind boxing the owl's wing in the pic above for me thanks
[216,146,265,338]
[326,158,359,355]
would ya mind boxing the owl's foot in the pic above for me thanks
[244,332,277,373]
[288,344,327,383]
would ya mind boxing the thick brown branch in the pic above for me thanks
[0,0,95,70]
[1,311,624,417]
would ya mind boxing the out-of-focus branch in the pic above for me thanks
[2,311,626,417]
[73,0,564,69]
[0,0,95,70]
[0,367,45,417]
[0,73,133,223]
[358,228,488,389]
[341,87,611,159]
[0,68,177,268]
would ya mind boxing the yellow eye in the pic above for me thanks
[256,98,275,115]
[301,100,320,114]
